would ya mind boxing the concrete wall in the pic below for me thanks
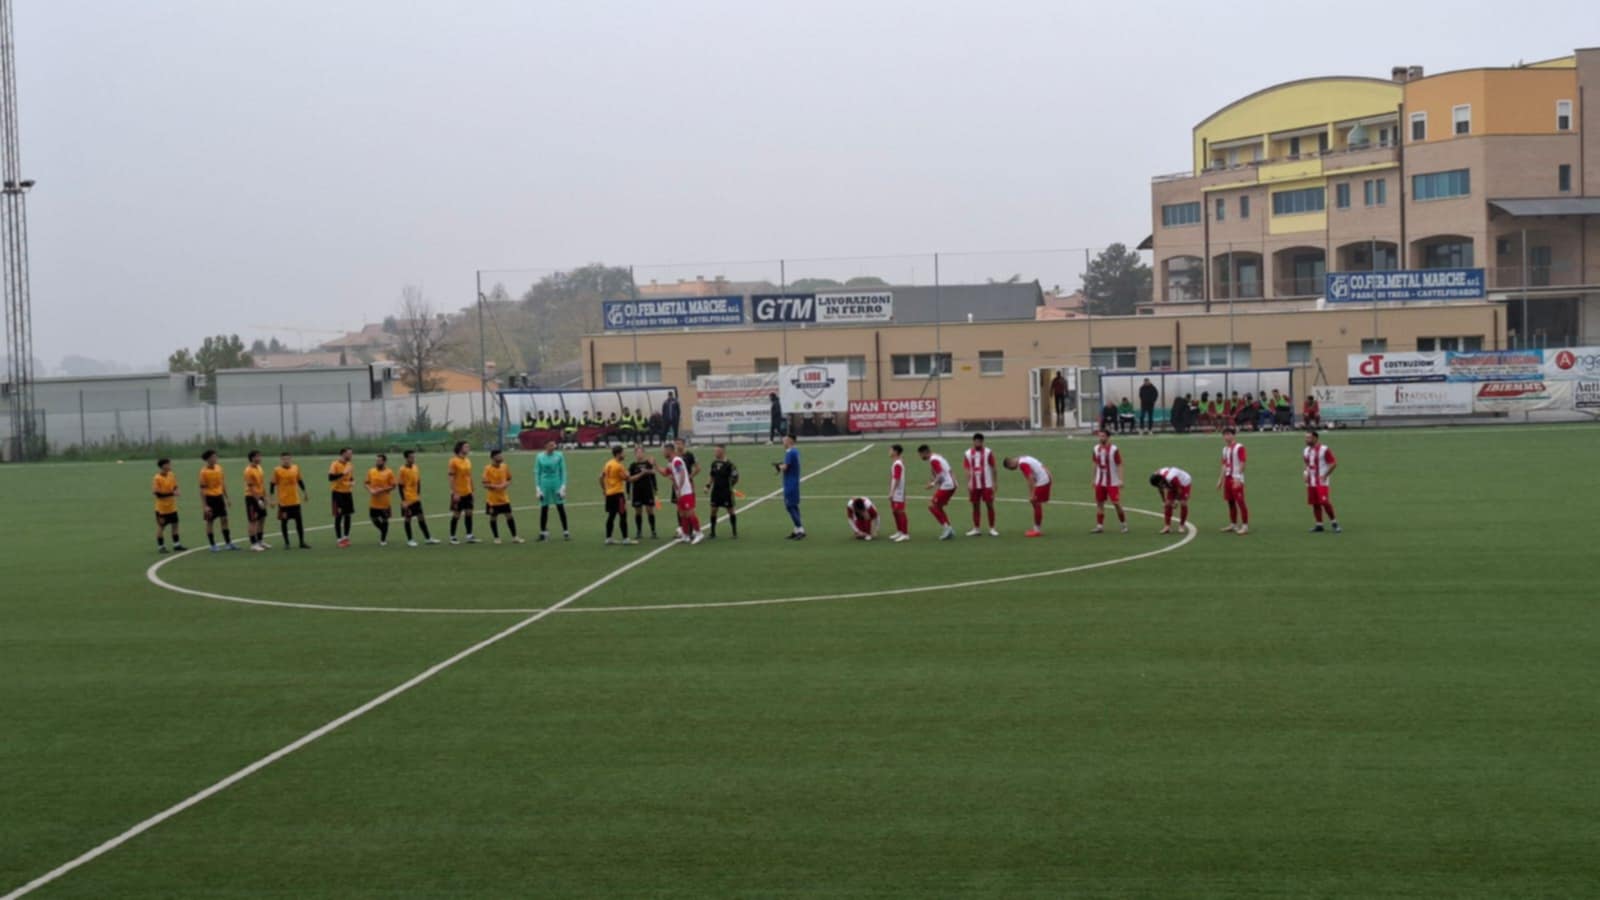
[215,366,388,407]
[30,373,193,415]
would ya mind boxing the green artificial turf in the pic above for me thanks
[2,426,1598,898]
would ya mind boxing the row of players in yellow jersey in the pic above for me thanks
[151,441,519,553]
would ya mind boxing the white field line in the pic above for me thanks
[3,445,876,900]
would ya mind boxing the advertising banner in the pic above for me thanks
[1373,382,1474,416]
[1543,347,1600,381]
[692,372,775,437]
[1311,385,1375,420]
[847,398,939,431]
[781,364,849,413]
[1572,380,1600,412]
[750,293,816,324]
[815,291,894,324]
[1470,380,1566,413]
[1445,350,1543,382]
[1348,352,1448,383]
[1326,268,1485,303]
[602,295,745,331]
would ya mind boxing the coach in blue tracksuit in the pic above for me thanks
[777,434,805,540]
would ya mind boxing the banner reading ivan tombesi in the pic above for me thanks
[847,398,939,431]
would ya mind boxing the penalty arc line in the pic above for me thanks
[3,444,876,900]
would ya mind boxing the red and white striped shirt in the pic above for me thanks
[1158,466,1192,488]
[1091,443,1122,487]
[1015,455,1051,488]
[963,446,997,490]
[888,459,906,503]
[1221,443,1247,483]
[928,454,956,491]
[845,497,878,535]
[1303,444,1336,487]
[670,457,694,498]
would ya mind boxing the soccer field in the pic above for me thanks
[3,426,1598,898]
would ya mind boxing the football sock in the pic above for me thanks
[1238,500,1249,525]
[1097,510,1105,525]
[417,518,431,539]
[207,531,215,547]
[1033,504,1043,526]
[490,519,500,539]
[540,507,549,531]
[404,520,413,540]
[972,507,981,527]
[633,511,642,535]
[506,517,517,537]
[728,510,736,536]
[222,528,231,544]
[988,505,997,528]
[463,514,473,536]
[556,505,568,529]
[295,519,305,543]
[450,517,458,537]
[281,521,291,544]
[157,537,165,548]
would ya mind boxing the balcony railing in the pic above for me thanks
[1212,283,1265,300]
[1274,277,1324,298]
[1152,140,1401,184]
[1490,264,1587,290]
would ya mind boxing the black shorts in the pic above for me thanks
[487,503,512,516]
[155,511,179,527]
[370,507,391,521]
[403,501,424,518]
[631,493,655,509]
[605,493,626,515]
[246,497,268,522]
[204,495,228,518]
[332,492,355,515]
[452,493,475,513]
[278,504,302,522]
[710,489,735,508]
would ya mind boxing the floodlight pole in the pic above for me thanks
[1,0,38,460]
[476,269,488,427]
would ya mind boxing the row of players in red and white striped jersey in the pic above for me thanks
[842,429,1341,541]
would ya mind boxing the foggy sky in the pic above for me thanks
[14,0,1589,369]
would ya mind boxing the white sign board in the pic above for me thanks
[815,291,893,324]
[693,364,850,437]
[1373,382,1473,416]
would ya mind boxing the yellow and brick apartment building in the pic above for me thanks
[586,48,1600,428]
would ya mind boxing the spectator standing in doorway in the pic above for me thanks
[1138,378,1159,434]
[769,392,785,444]
[1050,371,1068,427]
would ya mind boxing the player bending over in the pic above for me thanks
[1002,455,1052,537]
[1149,466,1193,535]
[918,444,957,541]
[845,496,879,540]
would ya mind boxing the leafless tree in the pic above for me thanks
[394,285,449,396]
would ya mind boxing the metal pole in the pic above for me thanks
[1227,244,1235,365]
[780,258,788,365]
[1520,227,1529,351]
[77,389,84,447]
[628,265,639,382]
[145,387,152,446]
[279,384,286,443]
[1370,235,1379,347]
[0,0,39,460]
[934,252,942,424]
[346,382,354,439]
[476,269,489,426]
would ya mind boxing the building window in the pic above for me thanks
[1422,240,1474,269]
[1335,183,1351,209]
[1559,164,1572,193]
[1226,148,1240,167]
[1530,246,1553,286]
[1286,341,1313,365]
[1215,198,1225,221]
[1318,132,1330,154]
[601,362,661,387]
[1412,168,1471,201]
[1161,202,1202,227]
[1185,344,1250,369]
[1089,347,1138,370]
[977,350,1004,376]
[754,357,779,374]
[1271,187,1326,216]
[1288,136,1301,158]
[1463,335,1484,351]
[804,355,867,381]
[686,360,711,382]
[1239,196,1250,219]
[1421,336,1483,352]
[1378,125,1394,147]
[1410,112,1427,142]
[1149,346,1173,369]
[1557,100,1572,131]
[1452,104,1471,135]
[1360,338,1387,354]
[1363,178,1388,207]
[890,353,952,378]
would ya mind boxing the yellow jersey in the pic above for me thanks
[243,464,266,499]
[448,456,473,495]
[399,464,421,504]
[199,465,226,497]
[483,462,511,506]
[366,467,398,510]
[329,459,354,494]
[153,472,179,514]
[602,459,628,496]
[273,464,303,506]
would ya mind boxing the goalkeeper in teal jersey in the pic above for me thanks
[535,440,570,540]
